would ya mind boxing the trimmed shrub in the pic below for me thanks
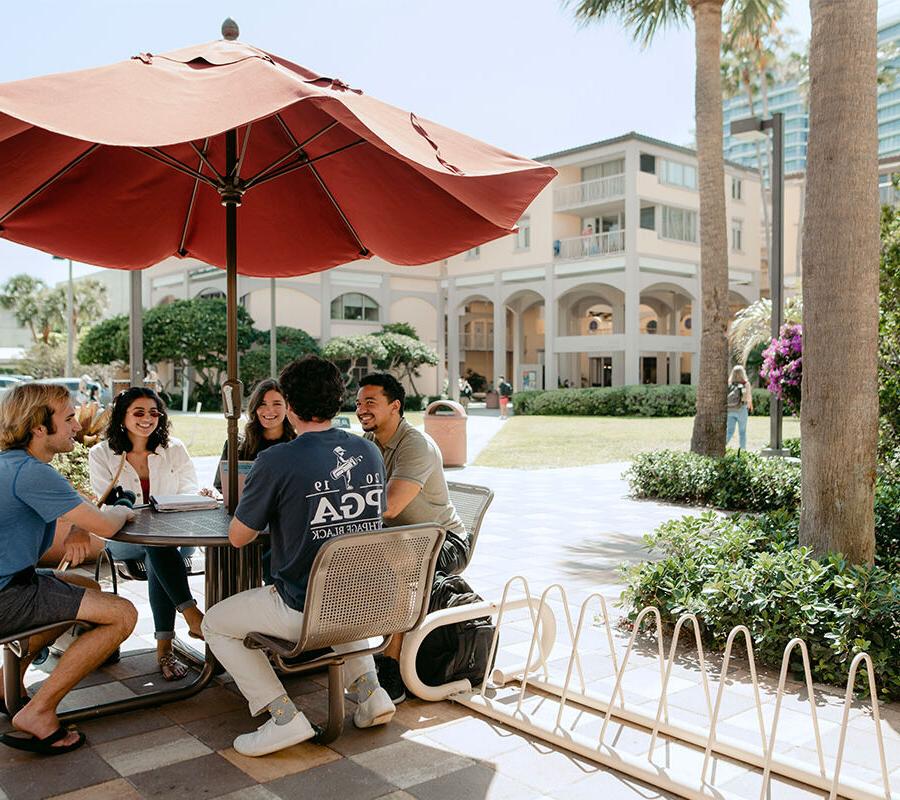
[626,450,801,512]
[510,385,774,417]
[621,512,900,700]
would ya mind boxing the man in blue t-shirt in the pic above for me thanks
[0,383,137,756]
[202,355,394,758]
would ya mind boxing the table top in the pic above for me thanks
[115,506,237,547]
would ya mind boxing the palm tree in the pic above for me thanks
[571,0,778,457]
[728,293,802,365]
[799,1,879,565]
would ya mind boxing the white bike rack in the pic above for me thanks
[399,576,897,800]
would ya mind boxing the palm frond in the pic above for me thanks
[729,293,803,364]
[568,0,688,47]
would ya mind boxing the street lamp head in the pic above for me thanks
[730,116,768,143]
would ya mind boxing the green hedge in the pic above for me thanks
[627,448,899,573]
[626,450,801,512]
[621,512,900,700]
[512,385,774,417]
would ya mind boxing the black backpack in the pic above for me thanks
[414,572,497,688]
[726,382,744,409]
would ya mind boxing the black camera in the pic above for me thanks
[105,485,137,508]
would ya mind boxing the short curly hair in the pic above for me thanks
[106,387,170,454]
[279,355,344,422]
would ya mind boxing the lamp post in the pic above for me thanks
[52,255,75,377]
[730,112,788,457]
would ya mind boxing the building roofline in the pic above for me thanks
[535,131,757,174]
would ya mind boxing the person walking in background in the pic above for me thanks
[497,376,513,421]
[725,365,754,450]
[457,377,473,410]
[89,388,207,681]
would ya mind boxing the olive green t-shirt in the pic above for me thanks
[365,418,466,538]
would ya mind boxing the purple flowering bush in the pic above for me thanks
[760,322,803,414]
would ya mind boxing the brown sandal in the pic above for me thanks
[158,653,188,681]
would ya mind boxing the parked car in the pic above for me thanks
[40,377,111,406]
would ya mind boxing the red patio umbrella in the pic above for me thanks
[0,26,556,508]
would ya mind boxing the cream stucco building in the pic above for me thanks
[69,132,764,397]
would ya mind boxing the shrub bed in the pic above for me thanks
[626,450,801,512]
[621,512,900,700]
[511,385,774,417]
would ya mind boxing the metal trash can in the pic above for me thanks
[424,400,467,467]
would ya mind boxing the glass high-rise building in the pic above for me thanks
[722,7,900,176]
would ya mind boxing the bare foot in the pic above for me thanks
[183,607,204,640]
[11,704,80,749]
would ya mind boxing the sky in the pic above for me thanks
[0,0,821,288]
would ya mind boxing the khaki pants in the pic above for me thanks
[202,585,375,716]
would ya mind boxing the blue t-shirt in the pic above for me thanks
[234,428,386,611]
[0,449,82,590]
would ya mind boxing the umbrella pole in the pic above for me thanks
[223,128,243,514]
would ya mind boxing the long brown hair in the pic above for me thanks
[240,379,295,458]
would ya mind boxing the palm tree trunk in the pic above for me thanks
[690,0,729,457]
[800,0,879,564]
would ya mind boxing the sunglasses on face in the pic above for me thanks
[129,408,162,418]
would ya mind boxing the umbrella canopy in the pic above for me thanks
[0,35,556,509]
[0,38,555,273]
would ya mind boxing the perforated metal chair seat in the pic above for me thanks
[446,482,494,566]
[244,523,445,743]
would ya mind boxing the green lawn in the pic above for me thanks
[169,411,425,456]
[474,415,802,469]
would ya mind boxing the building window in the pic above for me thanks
[330,292,380,321]
[640,206,656,231]
[731,177,743,200]
[514,216,531,250]
[581,159,624,181]
[640,153,656,174]
[731,219,744,252]
[660,159,698,190]
[465,246,481,260]
[660,206,698,243]
[196,288,225,300]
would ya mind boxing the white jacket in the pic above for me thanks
[89,437,199,504]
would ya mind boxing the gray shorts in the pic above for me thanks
[0,569,86,640]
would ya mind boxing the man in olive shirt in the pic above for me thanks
[356,373,469,701]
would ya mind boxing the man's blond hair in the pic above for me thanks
[0,383,71,451]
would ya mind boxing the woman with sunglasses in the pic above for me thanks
[88,387,206,680]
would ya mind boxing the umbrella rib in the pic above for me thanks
[307,163,368,256]
[178,138,210,256]
[133,147,221,189]
[187,142,224,183]
[248,138,365,190]
[0,143,101,226]
[243,118,339,189]
[235,123,252,179]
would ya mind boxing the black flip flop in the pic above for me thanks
[1,725,85,755]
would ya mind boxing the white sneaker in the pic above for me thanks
[233,712,315,757]
[353,687,395,729]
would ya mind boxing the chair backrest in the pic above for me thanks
[447,481,494,562]
[297,523,444,652]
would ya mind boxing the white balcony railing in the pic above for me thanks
[553,174,625,211]
[554,230,626,261]
[459,331,494,351]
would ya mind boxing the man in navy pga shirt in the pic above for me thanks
[203,355,395,757]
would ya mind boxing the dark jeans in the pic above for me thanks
[106,542,196,639]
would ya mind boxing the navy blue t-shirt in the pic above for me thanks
[234,428,386,611]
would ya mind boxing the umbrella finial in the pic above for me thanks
[221,18,240,41]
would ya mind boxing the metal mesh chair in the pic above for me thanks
[243,523,445,743]
[446,482,494,566]
[1,620,81,715]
